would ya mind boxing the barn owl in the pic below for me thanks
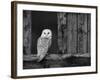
[37,29,52,62]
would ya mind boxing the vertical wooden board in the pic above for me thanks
[57,12,67,53]
[62,13,67,53]
[67,13,73,54]
[71,14,77,55]
[57,13,63,51]
[77,13,88,54]
[23,11,32,55]
[82,14,87,54]
[87,14,91,54]
[66,13,77,55]
[77,14,84,54]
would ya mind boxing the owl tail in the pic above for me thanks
[37,54,45,62]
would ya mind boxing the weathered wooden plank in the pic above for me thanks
[63,13,77,55]
[57,13,63,52]
[23,53,90,61]
[77,14,85,54]
[57,12,67,53]
[77,14,89,54]
[82,14,88,53]
[87,14,91,54]
[23,11,32,55]
[67,13,73,54]
[70,14,77,54]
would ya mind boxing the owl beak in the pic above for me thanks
[49,36,52,39]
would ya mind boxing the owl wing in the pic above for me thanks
[37,37,51,62]
[48,38,52,48]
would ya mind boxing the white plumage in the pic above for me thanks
[37,29,52,62]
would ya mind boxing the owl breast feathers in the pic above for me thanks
[37,29,52,62]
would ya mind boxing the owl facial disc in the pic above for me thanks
[41,29,52,39]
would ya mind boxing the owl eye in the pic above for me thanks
[44,32,46,34]
[48,32,49,34]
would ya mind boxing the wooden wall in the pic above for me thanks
[57,13,91,56]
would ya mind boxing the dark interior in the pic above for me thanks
[31,11,58,54]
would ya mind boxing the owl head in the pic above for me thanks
[41,29,52,39]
